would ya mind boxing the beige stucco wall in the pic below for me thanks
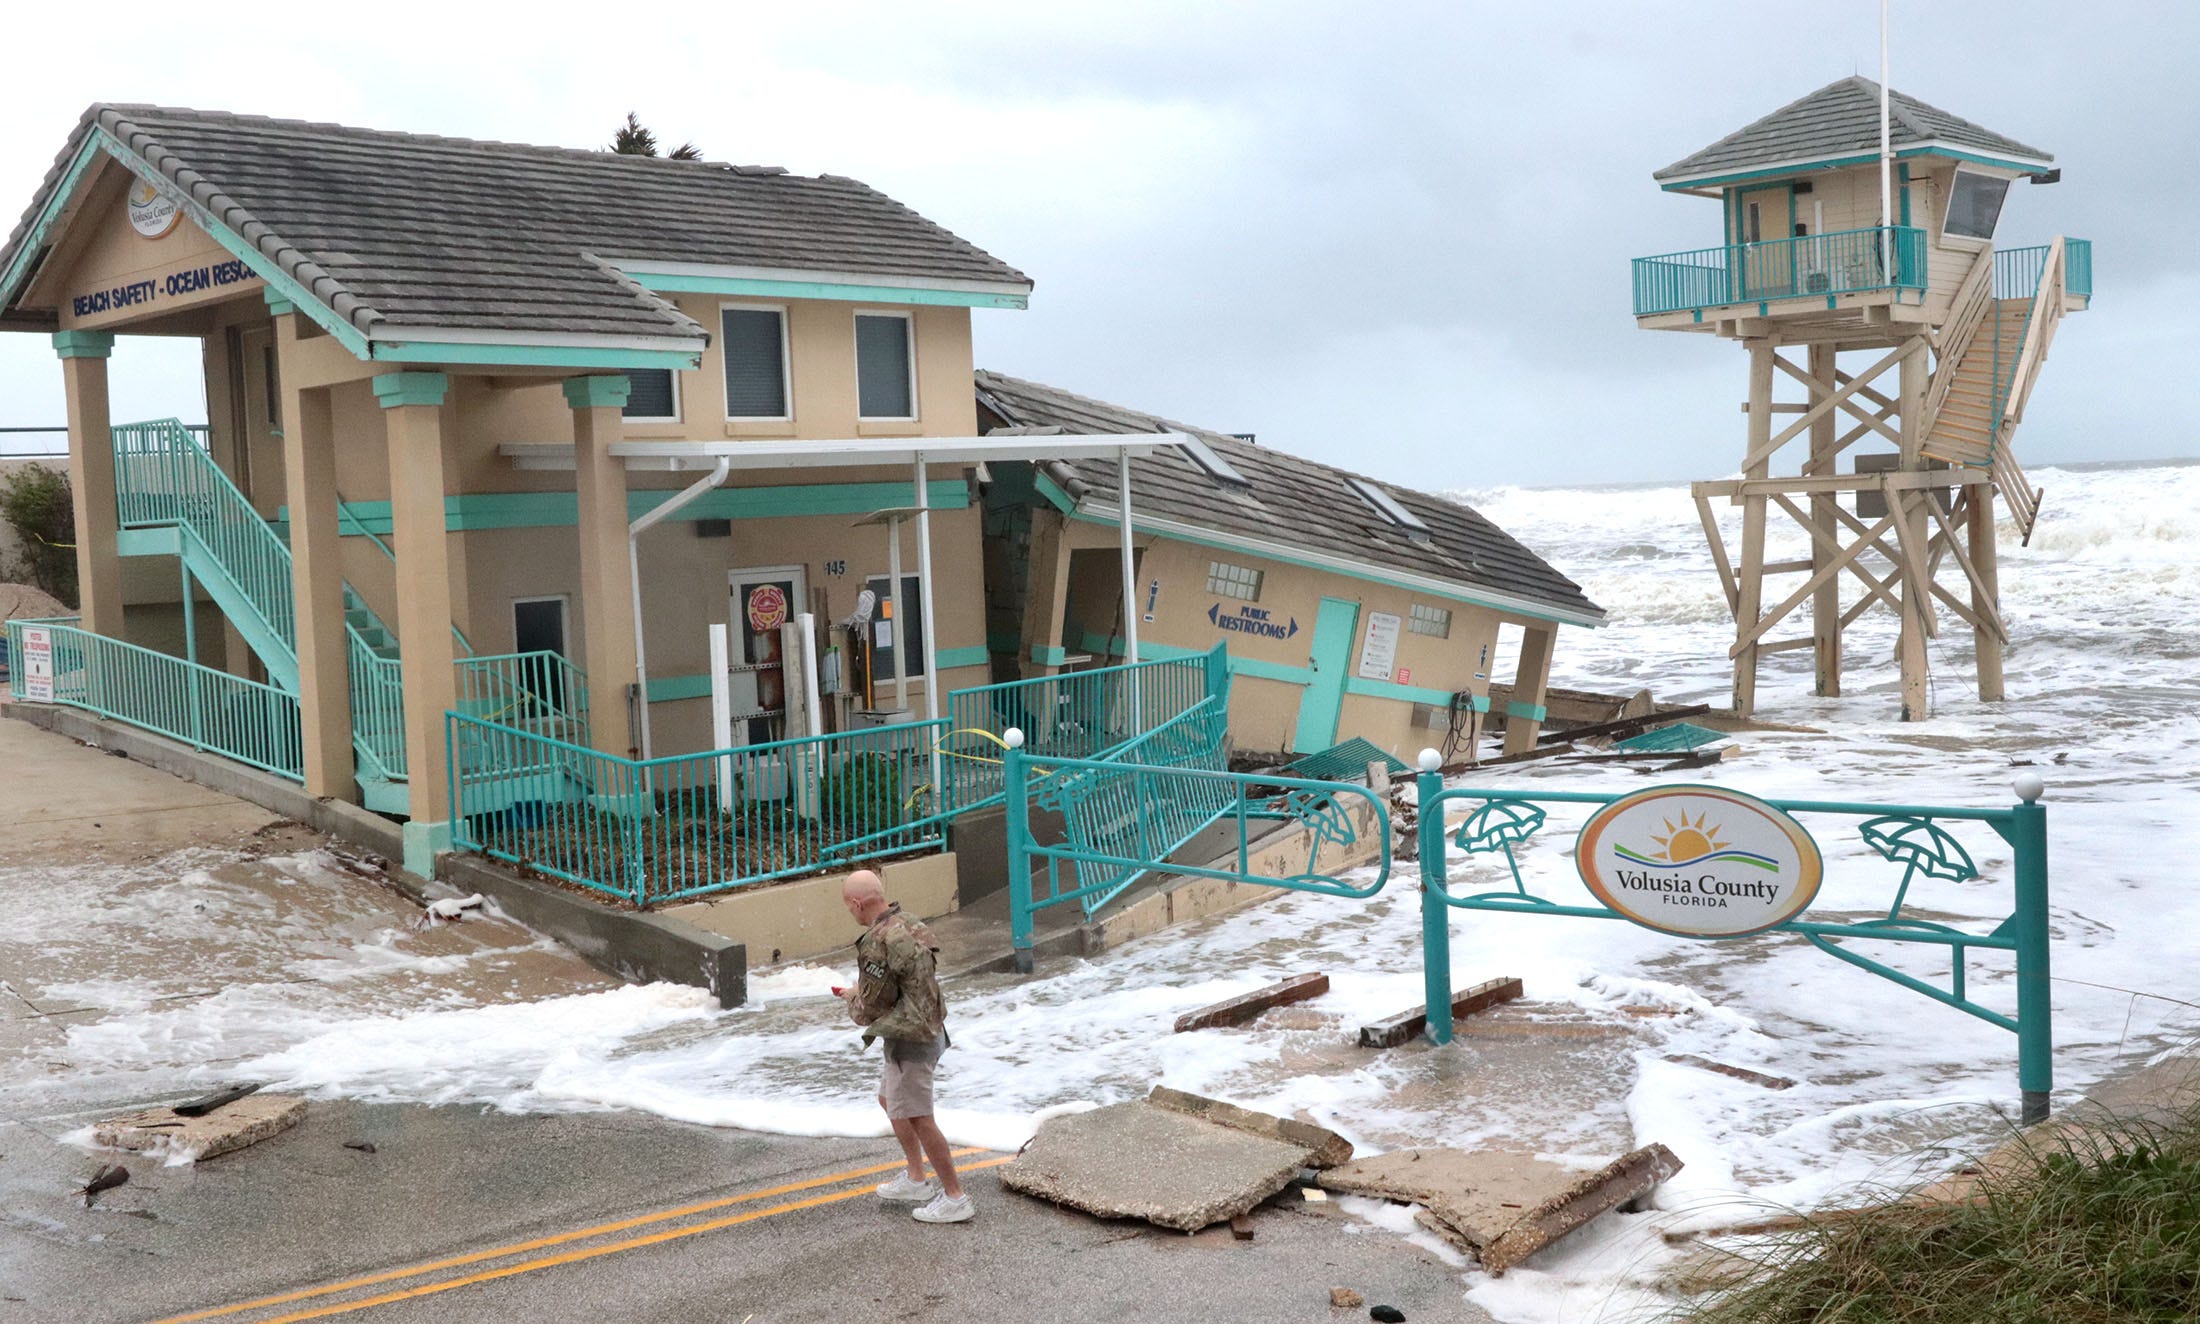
[1047,515,1517,762]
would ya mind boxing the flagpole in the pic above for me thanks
[1880,0,1893,274]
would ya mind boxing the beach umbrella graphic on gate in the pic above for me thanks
[1858,815,1979,921]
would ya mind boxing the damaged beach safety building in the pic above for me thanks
[0,103,1600,913]
[970,371,1604,762]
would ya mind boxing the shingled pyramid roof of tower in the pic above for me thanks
[1654,77,2052,186]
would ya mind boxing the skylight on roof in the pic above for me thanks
[1179,436,1251,490]
[1346,476,1430,539]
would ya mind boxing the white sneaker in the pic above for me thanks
[875,1174,938,1203]
[912,1192,973,1223]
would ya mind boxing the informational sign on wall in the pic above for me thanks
[1357,611,1402,681]
[18,626,54,702]
[1574,785,1824,938]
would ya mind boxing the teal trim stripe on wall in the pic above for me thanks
[628,271,1029,311]
[279,480,971,536]
[1343,676,1457,706]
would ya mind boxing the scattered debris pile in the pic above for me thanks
[1002,1086,1351,1232]
[1320,1144,1684,1275]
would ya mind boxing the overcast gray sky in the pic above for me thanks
[0,1,2190,486]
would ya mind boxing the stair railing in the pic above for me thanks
[113,420,295,656]
[2001,237,2067,431]
[1924,246,1996,438]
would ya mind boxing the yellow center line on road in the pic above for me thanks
[148,1149,994,1324]
[242,1156,1017,1324]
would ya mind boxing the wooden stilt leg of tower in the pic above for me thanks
[1733,339,1775,717]
[1896,340,1931,722]
[1806,344,1842,696]
[1970,486,2004,701]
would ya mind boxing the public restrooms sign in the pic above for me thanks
[1575,785,1822,938]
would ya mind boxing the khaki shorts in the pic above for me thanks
[879,1036,946,1119]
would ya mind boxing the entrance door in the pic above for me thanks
[1292,596,1359,753]
[1738,185,1794,299]
[727,566,808,745]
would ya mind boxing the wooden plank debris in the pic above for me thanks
[1357,977,1524,1048]
[1664,1054,1797,1090]
[1535,704,1714,747]
[1174,972,1329,1033]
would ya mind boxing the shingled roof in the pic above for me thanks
[1,105,1031,350]
[974,370,1603,627]
[1655,78,2053,188]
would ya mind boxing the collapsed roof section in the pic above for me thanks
[974,370,1604,628]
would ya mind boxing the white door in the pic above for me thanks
[726,565,808,745]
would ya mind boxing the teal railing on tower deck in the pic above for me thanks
[1632,224,1929,317]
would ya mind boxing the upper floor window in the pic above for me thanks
[856,312,916,419]
[622,368,679,422]
[1944,171,2010,242]
[722,306,790,419]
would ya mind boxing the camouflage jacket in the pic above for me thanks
[849,905,946,1045]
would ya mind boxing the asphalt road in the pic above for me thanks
[2,1099,1492,1324]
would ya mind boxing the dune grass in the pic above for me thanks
[1682,1102,2200,1323]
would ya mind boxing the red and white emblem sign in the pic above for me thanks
[746,584,790,633]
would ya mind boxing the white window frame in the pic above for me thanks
[621,366,682,424]
[1940,168,2013,249]
[1408,602,1452,639]
[1206,560,1262,602]
[719,302,793,422]
[511,593,571,656]
[854,309,919,422]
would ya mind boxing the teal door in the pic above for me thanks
[1293,597,1359,753]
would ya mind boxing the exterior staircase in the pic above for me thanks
[111,419,585,816]
[1921,238,2091,543]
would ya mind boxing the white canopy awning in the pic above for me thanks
[500,432,1187,472]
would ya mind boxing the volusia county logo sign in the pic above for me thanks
[1574,785,1822,938]
[127,180,182,239]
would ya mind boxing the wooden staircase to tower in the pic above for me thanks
[1921,237,2087,543]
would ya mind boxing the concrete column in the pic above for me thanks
[1019,511,1075,678]
[277,315,355,798]
[1970,487,2004,702]
[376,372,457,872]
[1896,341,1930,722]
[1806,342,1842,697]
[564,375,637,758]
[1500,626,1556,757]
[54,331,122,635]
[1733,339,1775,717]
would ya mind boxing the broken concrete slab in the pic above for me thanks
[1001,1099,1310,1233]
[1149,1086,1353,1169]
[1319,1143,1683,1275]
[1174,972,1329,1032]
[91,1094,306,1162]
[1357,976,1525,1048]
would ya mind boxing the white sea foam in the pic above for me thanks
[9,462,2194,1322]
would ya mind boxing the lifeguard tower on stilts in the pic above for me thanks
[1632,77,2090,719]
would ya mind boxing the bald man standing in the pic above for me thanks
[840,869,969,1223]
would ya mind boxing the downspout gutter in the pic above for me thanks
[629,456,731,759]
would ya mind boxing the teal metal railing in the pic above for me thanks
[1003,728,1393,965]
[1632,224,1929,317]
[458,651,589,743]
[349,648,407,781]
[2064,238,2093,299]
[113,420,295,657]
[941,646,1226,810]
[7,618,302,780]
[1992,244,2052,300]
[447,711,952,906]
